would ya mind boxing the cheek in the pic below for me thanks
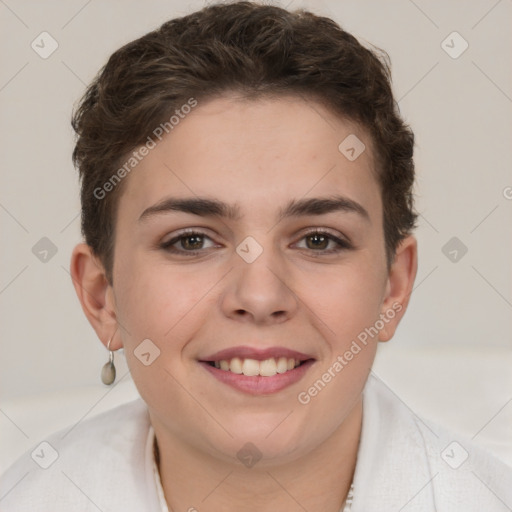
[112,260,216,405]
[114,259,215,342]
[294,265,383,422]
[296,261,386,346]
[112,253,234,401]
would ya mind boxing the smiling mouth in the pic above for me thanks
[203,357,313,377]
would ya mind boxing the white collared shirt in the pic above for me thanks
[2,374,511,511]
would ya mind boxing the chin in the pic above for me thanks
[212,438,307,469]
[214,418,312,466]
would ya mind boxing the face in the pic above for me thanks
[91,95,413,465]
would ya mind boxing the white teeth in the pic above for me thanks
[242,358,260,376]
[213,357,304,376]
[230,357,243,374]
[276,357,288,374]
[259,358,277,377]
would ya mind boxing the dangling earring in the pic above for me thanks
[101,336,116,385]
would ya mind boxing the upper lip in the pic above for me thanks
[200,345,315,362]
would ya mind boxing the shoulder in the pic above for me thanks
[415,408,512,510]
[0,398,154,512]
[352,374,512,511]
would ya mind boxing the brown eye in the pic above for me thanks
[180,234,205,250]
[295,230,353,254]
[305,233,329,250]
[161,230,217,255]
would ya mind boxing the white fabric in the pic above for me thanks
[148,426,169,512]
[1,374,511,511]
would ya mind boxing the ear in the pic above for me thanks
[378,236,418,342]
[70,243,122,350]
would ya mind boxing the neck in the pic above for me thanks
[151,398,362,512]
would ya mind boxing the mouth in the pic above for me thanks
[202,356,311,377]
[198,346,316,395]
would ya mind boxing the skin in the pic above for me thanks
[71,94,417,511]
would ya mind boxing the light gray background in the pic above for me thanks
[1,0,511,472]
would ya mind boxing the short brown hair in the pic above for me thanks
[72,1,417,283]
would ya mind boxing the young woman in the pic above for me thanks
[1,2,510,511]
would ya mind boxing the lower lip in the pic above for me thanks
[199,360,315,395]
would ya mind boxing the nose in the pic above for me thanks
[220,244,299,325]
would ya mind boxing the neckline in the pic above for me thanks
[149,427,354,511]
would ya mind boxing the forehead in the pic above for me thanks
[117,94,381,222]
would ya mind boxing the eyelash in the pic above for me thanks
[160,228,353,256]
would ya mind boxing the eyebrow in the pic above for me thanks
[138,195,370,223]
